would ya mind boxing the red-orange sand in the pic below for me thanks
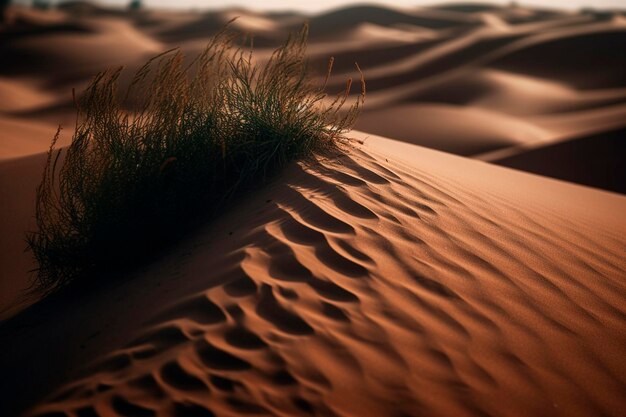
[1,3,625,417]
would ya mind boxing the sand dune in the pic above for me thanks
[303,5,476,39]
[2,134,625,417]
[355,103,548,155]
[1,3,624,190]
[155,11,280,44]
[0,152,47,320]
[0,78,58,113]
[483,127,626,194]
[0,117,70,160]
[485,26,626,89]
[393,67,626,116]
[343,13,625,189]
[1,10,162,81]
[1,4,625,416]
[469,70,626,115]
[433,3,503,13]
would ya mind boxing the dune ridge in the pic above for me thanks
[2,134,624,417]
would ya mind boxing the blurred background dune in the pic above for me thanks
[1,0,624,193]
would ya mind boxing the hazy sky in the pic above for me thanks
[31,0,626,13]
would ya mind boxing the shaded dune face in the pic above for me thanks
[25,148,626,417]
[487,29,626,90]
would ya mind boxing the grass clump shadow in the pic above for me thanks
[27,24,364,293]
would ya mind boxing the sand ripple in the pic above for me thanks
[22,145,626,417]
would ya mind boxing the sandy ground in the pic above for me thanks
[2,132,625,417]
[0,3,625,417]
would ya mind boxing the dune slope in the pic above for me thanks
[485,127,626,194]
[2,134,625,417]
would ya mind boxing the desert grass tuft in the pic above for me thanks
[27,24,364,293]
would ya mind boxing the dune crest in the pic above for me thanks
[6,136,624,417]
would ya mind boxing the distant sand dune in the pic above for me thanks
[0,117,70,160]
[303,5,476,39]
[485,26,626,89]
[1,4,624,190]
[155,11,280,44]
[0,152,47,319]
[356,103,548,155]
[470,70,626,115]
[482,127,626,194]
[1,16,162,79]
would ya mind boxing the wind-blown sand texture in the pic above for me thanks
[2,133,626,417]
[1,3,626,417]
